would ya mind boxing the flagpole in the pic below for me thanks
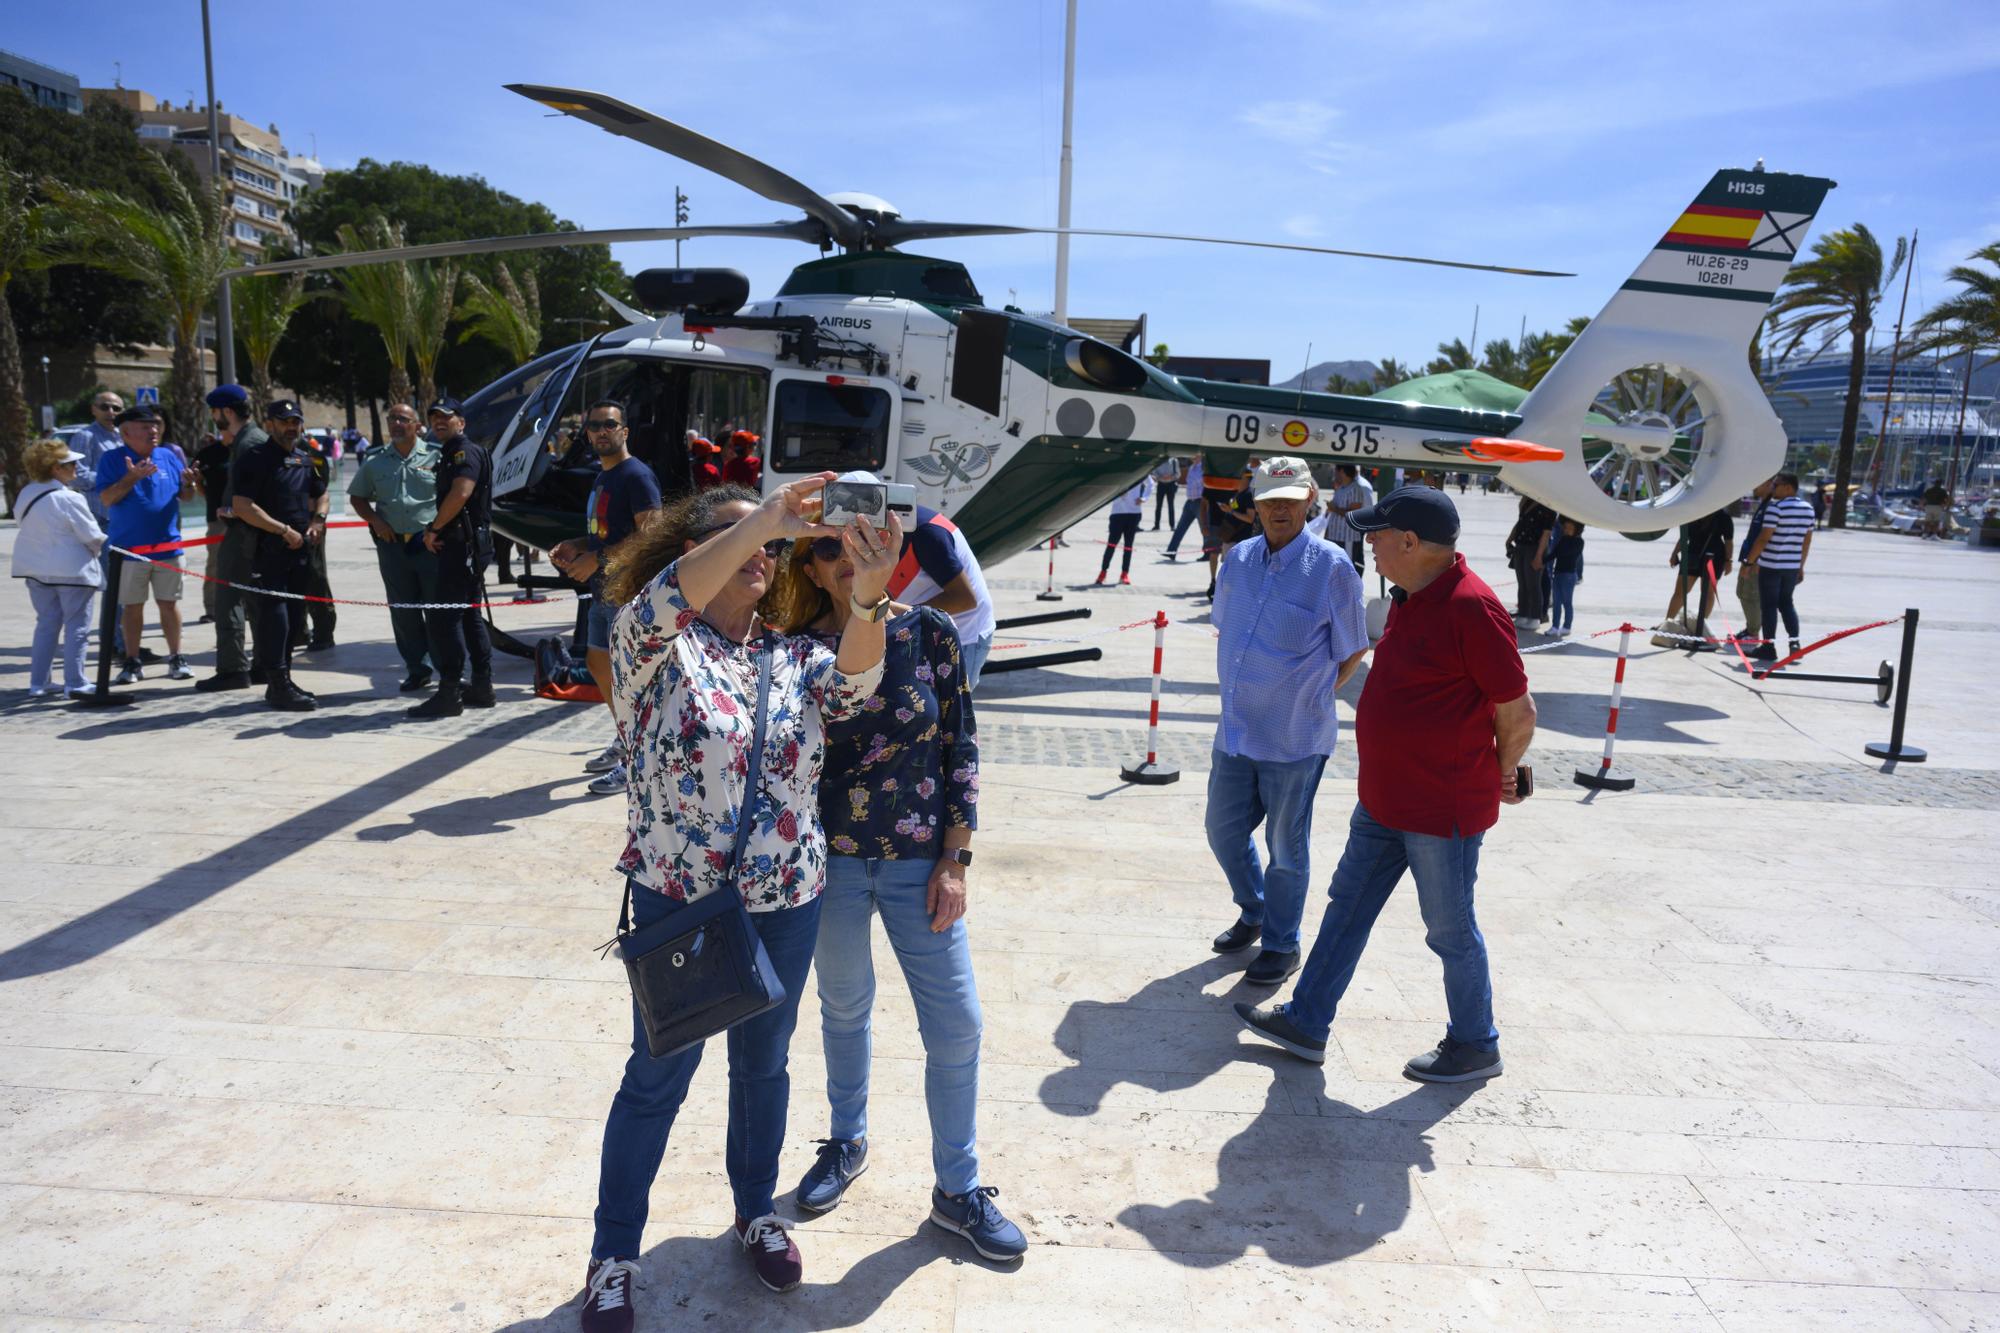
[1053,0,1077,327]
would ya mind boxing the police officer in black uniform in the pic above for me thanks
[288,418,338,652]
[408,397,496,719]
[229,398,328,712]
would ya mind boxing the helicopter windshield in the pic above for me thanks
[769,379,891,475]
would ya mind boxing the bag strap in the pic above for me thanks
[606,628,773,952]
[17,488,54,525]
[727,631,775,890]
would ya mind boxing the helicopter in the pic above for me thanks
[228,83,1834,570]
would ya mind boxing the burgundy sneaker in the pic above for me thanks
[578,1257,640,1333]
[735,1213,802,1292]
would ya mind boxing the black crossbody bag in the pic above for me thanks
[610,633,786,1059]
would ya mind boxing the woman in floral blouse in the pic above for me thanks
[576,477,899,1327]
[773,488,1028,1264]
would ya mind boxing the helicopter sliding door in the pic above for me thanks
[765,371,900,481]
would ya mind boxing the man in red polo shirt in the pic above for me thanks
[1237,486,1537,1082]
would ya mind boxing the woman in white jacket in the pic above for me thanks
[11,439,106,697]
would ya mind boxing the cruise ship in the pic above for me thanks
[1763,351,1998,491]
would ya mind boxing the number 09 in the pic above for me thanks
[1224,413,1260,444]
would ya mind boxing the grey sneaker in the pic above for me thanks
[113,658,142,685]
[1243,949,1301,986]
[166,654,194,681]
[1233,1002,1327,1064]
[583,741,625,774]
[587,763,627,796]
[1404,1036,1503,1083]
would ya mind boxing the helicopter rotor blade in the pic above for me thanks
[505,84,863,249]
[877,220,1571,277]
[219,221,825,279]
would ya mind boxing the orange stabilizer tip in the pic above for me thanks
[1464,437,1565,464]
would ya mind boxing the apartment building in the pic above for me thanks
[85,86,323,258]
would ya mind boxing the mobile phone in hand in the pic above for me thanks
[1515,765,1534,798]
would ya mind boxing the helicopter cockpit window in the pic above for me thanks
[769,381,891,475]
[459,345,577,451]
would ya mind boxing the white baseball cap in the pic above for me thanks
[1249,456,1315,501]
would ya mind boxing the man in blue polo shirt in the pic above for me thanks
[885,499,996,689]
[97,404,196,684]
[1206,456,1371,986]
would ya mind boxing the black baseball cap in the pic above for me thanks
[113,403,161,425]
[428,396,465,417]
[262,398,304,421]
[1347,485,1461,545]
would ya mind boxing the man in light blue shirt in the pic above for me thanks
[1207,455,1370,986]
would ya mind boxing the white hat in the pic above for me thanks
[57,448,86,465]
[1249,455,1315,501]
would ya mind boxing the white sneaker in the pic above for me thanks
[587,764,628,796]
[167,654,194,681]
[583,741,625,774]
[113,659,142,685]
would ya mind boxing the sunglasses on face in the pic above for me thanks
[388,414,416,424]
[809,536,844,562]
[585,418,623,431]
[692,524,787,559]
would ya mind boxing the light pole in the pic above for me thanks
[1052,0,1077,327]
[202,0,237,386]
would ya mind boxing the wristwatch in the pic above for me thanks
[944,847,973,867]
[850,592,892,623]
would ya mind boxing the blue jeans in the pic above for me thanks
[1205,748,1329,954]
[959,630,992,692]
[1758,566,1800,642]
[1284,803,1497,1050]
[1550,571,1578,631]
[1165,495,1202,556]
[818,856,983,1195]
[591,885,822,1260]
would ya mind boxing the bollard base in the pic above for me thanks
[70,689,136,709]
[1864,741,1928,763]
[1573,768,1636,791]
[1120,758,1181,785]
[1035,591,1064,602]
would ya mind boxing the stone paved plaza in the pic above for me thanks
[2,487,1997,1330]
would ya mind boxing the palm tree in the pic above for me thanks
[0,157,66,512]
[1769,223,1908,527]
[335,215,415,406]
[1372,357,1412,389]
[408,257,460,410]
[1480,337,1528,386]
[458,261,542,367]
[42,158,234,454]
[233,272,313,413]
[1424,338,1474,376]
[1910,242,2000,492]
[1525,316,1592,388]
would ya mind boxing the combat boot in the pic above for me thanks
[461,678,496,709]
[265,673,317,712]
[406,683,463,720]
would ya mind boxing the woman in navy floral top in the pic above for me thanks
[773,490,1027,1263]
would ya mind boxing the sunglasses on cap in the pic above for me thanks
[691,524,788,559]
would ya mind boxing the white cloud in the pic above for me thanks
[1238,98,1341,148]
[1280,214,1324,239]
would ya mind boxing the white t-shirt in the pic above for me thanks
[1111,477,1153,516]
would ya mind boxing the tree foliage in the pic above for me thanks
[42,158,236,451]
[0,89,172,353]
[459,261,542,366]
[276,159,628,406]
[232,272,314,413]
[1770,223,1908,526]
[1424,338,1475,375]
[0,156,68,509]
[333,215,416,407]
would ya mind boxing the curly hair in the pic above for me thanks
[24,438,75,483]
[602,484,797,617]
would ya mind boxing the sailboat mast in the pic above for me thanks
[1866,228,1915,498]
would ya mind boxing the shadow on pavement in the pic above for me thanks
[1528,690,1727,744]
[0,707,565,983]
[1037,961,1480,1270]
[493,1222,991,1332]
[355,777,598,840]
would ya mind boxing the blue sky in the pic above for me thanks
[16,0,2000,374]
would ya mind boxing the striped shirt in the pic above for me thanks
[1757,495,1815,570]
[1316,479,1372,544]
